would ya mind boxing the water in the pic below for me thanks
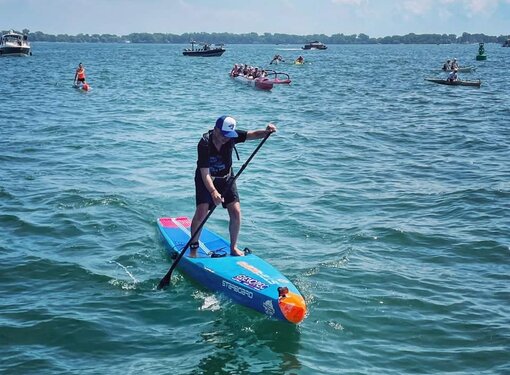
[1,42,509,374]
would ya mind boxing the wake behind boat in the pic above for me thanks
[425,78,481,87]
[158,217,307,324]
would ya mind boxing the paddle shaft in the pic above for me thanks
[157,131,272,290]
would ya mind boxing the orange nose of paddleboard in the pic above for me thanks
[278,287,307,324]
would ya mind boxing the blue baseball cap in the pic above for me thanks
[215,116,238,138]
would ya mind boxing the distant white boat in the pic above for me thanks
[302,41,327,50]
[0,30,31,56]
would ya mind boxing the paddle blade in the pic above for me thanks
[157,273,171,290]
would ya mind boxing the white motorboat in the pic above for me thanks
[0,30,31,56]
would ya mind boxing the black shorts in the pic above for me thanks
[195,170,239,209]
[77,77,85,82]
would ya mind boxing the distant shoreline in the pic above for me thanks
[5,29,510,45]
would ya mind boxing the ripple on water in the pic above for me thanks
[1,43,509,374]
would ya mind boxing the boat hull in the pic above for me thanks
[158,217,307,324]
[302,46,327,50]
[183,49,225,57]
[0,46,31,56]
[425,78,481,87]
[230,74,273,90]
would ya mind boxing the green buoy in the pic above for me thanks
[476,42,487,61]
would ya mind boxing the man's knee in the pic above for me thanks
[227,203,241,219]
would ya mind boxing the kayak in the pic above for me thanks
[441,66,476,73]
[425,78,481,87]
[230,74,273,90]
[158,216,307,324]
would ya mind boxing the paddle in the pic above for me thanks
[157,131,273,290]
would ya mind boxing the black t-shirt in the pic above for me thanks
[196,129,248,177]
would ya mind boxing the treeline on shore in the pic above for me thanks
[6,29,510,45]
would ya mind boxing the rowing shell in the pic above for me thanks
[158,217,307,324]
[425,78,481,87]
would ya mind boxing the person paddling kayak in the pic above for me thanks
[190,116,277,257]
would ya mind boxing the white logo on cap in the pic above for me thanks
[222,117,236,132]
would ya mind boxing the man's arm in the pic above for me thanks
[246,123,277,140]
[200,167,222,205]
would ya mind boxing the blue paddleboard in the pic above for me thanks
[158,217,307,323]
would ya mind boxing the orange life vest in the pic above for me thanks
[76,68,85,80]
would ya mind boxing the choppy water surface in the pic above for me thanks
[1,42,509,374]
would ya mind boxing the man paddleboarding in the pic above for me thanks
[190,116,277,257]
[74,62,86,85]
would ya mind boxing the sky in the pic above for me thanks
[1,0,509,37]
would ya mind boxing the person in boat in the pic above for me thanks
[447,69,458,82]
[450,58,459,70]
[230,64,239,77]
[190,116,277,258]
[442,60,451,71]
[74,63,86,85]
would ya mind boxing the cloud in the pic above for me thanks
[464,0,500,14]
[331,0,365,5]
[402,0,434,15]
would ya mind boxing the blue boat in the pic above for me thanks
[158,217,307,324]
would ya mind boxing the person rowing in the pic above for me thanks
[270,54,284,65]
[447,68,458,82]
